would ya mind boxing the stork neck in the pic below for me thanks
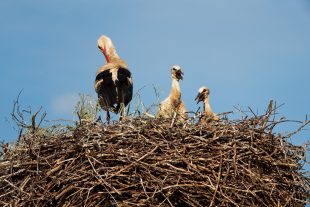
[103,47,120,63]
[103,51,111,63]
[203,98,213,117]
[170,79,181,100]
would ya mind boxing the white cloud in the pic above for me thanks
[51,93,79,116]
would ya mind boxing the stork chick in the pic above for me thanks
[156,65,188,120]
[195,86,219,121]
[94,35,133,124]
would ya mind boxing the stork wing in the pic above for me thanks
[124,76,133,107]
[95,69,113,85]
[117,68,133,107]
[95,68,118,112]
[95,67,133,113]
[117,68,131,82]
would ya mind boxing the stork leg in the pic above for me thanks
[119,103,125,122]
[106,110,110,125]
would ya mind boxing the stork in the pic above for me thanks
[195,86,219,122]
[156,65,188,120]
[94,35,133,124]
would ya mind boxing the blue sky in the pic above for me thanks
[1,1,310,168]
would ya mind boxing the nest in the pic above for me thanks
[0,112,309,206]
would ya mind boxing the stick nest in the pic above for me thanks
[0,114,309,206]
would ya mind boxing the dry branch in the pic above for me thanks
[0,111,309,206]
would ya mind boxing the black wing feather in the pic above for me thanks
[96,67,133,114]
[95,69,113,85]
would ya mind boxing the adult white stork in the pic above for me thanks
[94,35,133,123]
[195,86,219,121]
[156,65,188,120]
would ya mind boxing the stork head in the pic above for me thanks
[171,65,184,80]
[97,35,116,62]
[97,35,114,53]
[195,86,210,103]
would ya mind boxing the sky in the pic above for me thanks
[0,1,310,169]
